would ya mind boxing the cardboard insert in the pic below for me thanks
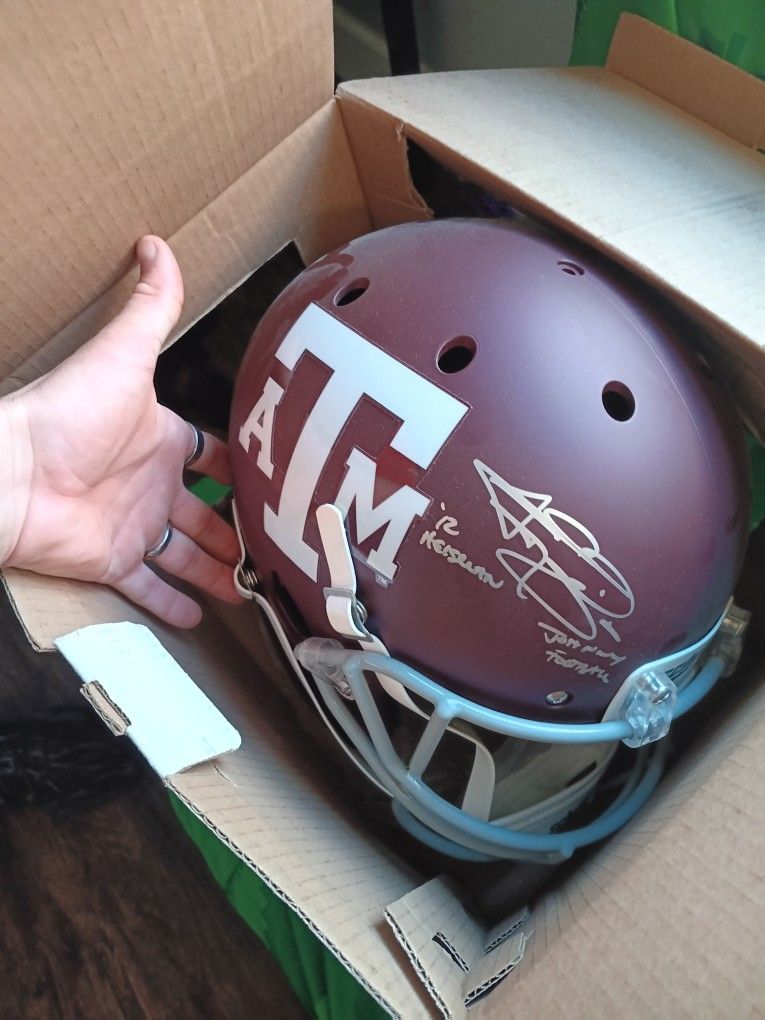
[1,8,764,1018]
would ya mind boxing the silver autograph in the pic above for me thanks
[544,650,611,684]
[538,622,626,666]
[475,460,635,641]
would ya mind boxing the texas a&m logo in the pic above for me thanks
[238,304,468,583]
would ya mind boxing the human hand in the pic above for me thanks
[0,236,242,627]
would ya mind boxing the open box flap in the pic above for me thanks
[1,568,150,652]
[0,100,371,396]
[56,622,241,776]
[607,14,765,149]
[0,0,338,385]
[384,877,529,1019]
[337,15,765,435]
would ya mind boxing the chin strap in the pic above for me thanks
[232,499,391,796]
[315,503,497,821]
[490,740,615,832]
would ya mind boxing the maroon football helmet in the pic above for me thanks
[229,219,750,861]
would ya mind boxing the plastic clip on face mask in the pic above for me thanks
[229,219,751,864]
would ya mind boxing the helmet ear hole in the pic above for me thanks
[335,279,369,306]
[602,382,635,421]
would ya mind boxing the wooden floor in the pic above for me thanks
[0,595,306,1020]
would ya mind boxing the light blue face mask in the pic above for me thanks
[233,499,750,864]
[294,602,748,863]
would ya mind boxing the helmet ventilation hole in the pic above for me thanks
[335,278,369,306]
[602,382,635,421]
[557,260,584,276]
[437,336,476,374]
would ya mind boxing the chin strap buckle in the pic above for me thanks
[323,586,370,639]
[316,503,374,642]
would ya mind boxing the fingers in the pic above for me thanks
[117,505,242,628]
[117,564,203,629]
[170,488,239,565]
[118,510,243,627]
[95,235,184,366]
[183,424,233,486]
[150,527,243,606]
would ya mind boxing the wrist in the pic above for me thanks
[0,391,34,567]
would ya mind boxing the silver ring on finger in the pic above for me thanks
[184,423,205,467]
[144,523,173,561]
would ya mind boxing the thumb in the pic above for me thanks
[94,235,184,364]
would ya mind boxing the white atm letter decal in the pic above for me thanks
[239,304,468,582]
[335,449,429,581]
[238,377,284,479]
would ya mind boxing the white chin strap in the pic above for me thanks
[233,500,387,795]
[490,740,615,831]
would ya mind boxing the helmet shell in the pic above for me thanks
[230,219,749,723]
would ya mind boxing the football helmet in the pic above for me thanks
[229,219,750,862]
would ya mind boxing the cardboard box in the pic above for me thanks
[2,5,763,1016]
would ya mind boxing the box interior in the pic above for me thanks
[1,8,764,1018]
